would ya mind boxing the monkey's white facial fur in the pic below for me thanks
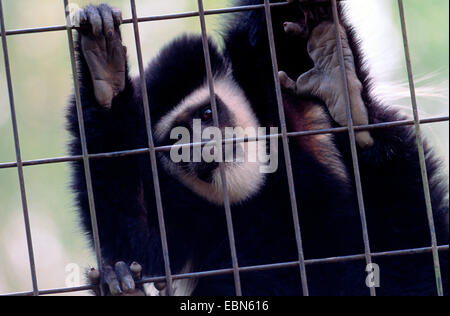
[155,77,267,205]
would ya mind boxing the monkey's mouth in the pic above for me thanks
[179,161,219,183]
[174,142,242,183]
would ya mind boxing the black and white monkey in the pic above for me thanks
[67,0,449,296]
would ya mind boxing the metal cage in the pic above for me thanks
[0,0,448,296]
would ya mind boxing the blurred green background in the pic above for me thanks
[0,0,448,295]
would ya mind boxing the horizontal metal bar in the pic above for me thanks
[0,1,289,37]
[0,116,447,170]
[0,0,348,38]
[2,245,448,296]
[2,285,93,297]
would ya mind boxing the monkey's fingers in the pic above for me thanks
[78,4,127,110]
[113,262,144,296]
[349,101,374,148]
[284,0,333,39]
[279,71,297,93]
[115,262,136,294]
[283,1,310,39]
[112,8,123,28]
[102,265,123,296]
[130,262,143,280]
[284,21,310,39]
[88,262,147,296]
[115,261,146,296]
[302,21,374,148]
[87,267,101,296]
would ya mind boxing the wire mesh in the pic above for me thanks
[197,0,243,296]
[262,0,309,296]
[129,0,175,296]
[0,0,448,296]
[330,0,376,296]
[0,0,39,297]
[397,0,444,296]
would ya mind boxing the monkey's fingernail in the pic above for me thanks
[283,21,303,35]
[279,71,296,92]
[356,132,375,148]
[88,268,101,284]
[130,262,142,277]
[110,284,123,296]
[122,279,135,293]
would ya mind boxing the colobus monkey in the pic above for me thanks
[67,0,448,296]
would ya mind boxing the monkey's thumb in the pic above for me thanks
[356,131,374,149]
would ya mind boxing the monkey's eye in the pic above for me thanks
[201,108,213,122]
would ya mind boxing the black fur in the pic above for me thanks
[67,0,449,296]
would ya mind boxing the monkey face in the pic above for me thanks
[154,77,268,205]
[164,97,235,183]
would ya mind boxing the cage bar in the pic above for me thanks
[397,0,444,297]
[197,0,243,296]
[0,2,292,38]
[0,1,352,38]
[0,116,448,170]
[62,0,105,296]
[330,0,376,296]
[0,0,447,297]
[0,0,39,296]
[2,245,448,297]
[129,0,175,296]
[262,0,310,296]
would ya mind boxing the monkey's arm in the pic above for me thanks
[67,4,145,154]
[279,0,449,247]
[337,106,449,249]
[227,0,448,296]
[225,0,371,146]
[67,5,157,296]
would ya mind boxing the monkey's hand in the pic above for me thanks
[280,19,374,148]
[74,4,127,109]
[88,262,146,296]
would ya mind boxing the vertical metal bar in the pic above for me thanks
[197,0,243,297]
[330,0,375,296]
[0,0,39,296]
[397,0,443,296]
[63,0,104,295]
[263,0,309,296]
[129,0,174,296]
